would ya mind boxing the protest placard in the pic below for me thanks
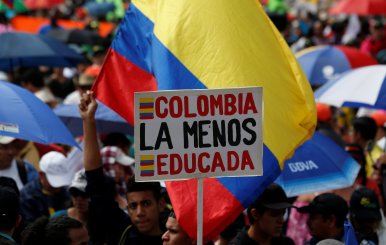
[134,87,263,181]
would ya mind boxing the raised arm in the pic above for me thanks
[79,91,102,171]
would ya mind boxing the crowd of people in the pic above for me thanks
[0,0,386,244]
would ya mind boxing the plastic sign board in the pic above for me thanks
[134,87,263,181]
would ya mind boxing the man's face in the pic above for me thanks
[352,218,379,236]
[71,191,89,213]
[0,142,17,170]
[162,217,194,245]
[68,226,89,245]
[255,208,286,237]
[127,190,163,236]
[39,172,62,194]
[307,213,332,239]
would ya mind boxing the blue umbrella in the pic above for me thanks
[0,32,84,71]
[54,101,133,137]
[296,45,378,86]
[276,132,360,197]
[0,80,78,147]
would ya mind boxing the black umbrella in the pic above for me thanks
[46,28,105,45]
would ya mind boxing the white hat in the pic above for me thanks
[0,136,15,144]
[69,170,87,193]
[39,151,73,188]
[100,146,135,166]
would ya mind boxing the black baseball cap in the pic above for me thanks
[298,193,348,220]
[255,183,293,209]
[350,187,381,222]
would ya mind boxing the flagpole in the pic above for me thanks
[197,177,203,245]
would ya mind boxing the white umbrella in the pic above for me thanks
[314,65,386,109]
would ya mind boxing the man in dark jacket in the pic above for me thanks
[298,193,347,245]
[230,183,295,245]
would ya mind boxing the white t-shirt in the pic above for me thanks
[0,159,24,190]
[63,90,81,105]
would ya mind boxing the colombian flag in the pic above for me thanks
[93,0,316,242]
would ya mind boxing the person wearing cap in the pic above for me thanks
[101,145,135,198]
[298,193,348,245]
[52,170,89,226]
[0,186,21,244]
[20,151,72,225]
[63,65,101,105]
[102,132,134,179]
[79,91,165,245]
[349,187,382,244]
[229,183,295,245]
[0,136,38,191]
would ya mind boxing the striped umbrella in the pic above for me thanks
[315,65,386,109]
[296,45,378,86]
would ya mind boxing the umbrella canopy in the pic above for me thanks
[0,32,84,71]
[296,45,378,86]
[46,29,105,45]
[24,0,64,10]
[84,2,116,17]
[0,80,78,147]
[276,132,360,197]
[315,65,386,109]
[54,101,133,137]
[329,0,386,16]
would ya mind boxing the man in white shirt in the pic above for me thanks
[0,136,38,190]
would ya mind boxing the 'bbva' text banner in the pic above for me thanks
[134,87,263,181]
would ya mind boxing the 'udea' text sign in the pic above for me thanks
[134,87,263,181]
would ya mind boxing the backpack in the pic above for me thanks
[16,160,28,185]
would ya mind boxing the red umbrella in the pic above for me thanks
[24,0,64,10]
[329,0,386,16]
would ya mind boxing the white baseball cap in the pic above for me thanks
[39,151,73,188]
[0,136,15,145]
[100,146,135,166]
[69,169,87,193]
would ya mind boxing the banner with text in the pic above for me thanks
[134,87,263,181]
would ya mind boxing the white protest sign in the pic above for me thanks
[134,87,263,181]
